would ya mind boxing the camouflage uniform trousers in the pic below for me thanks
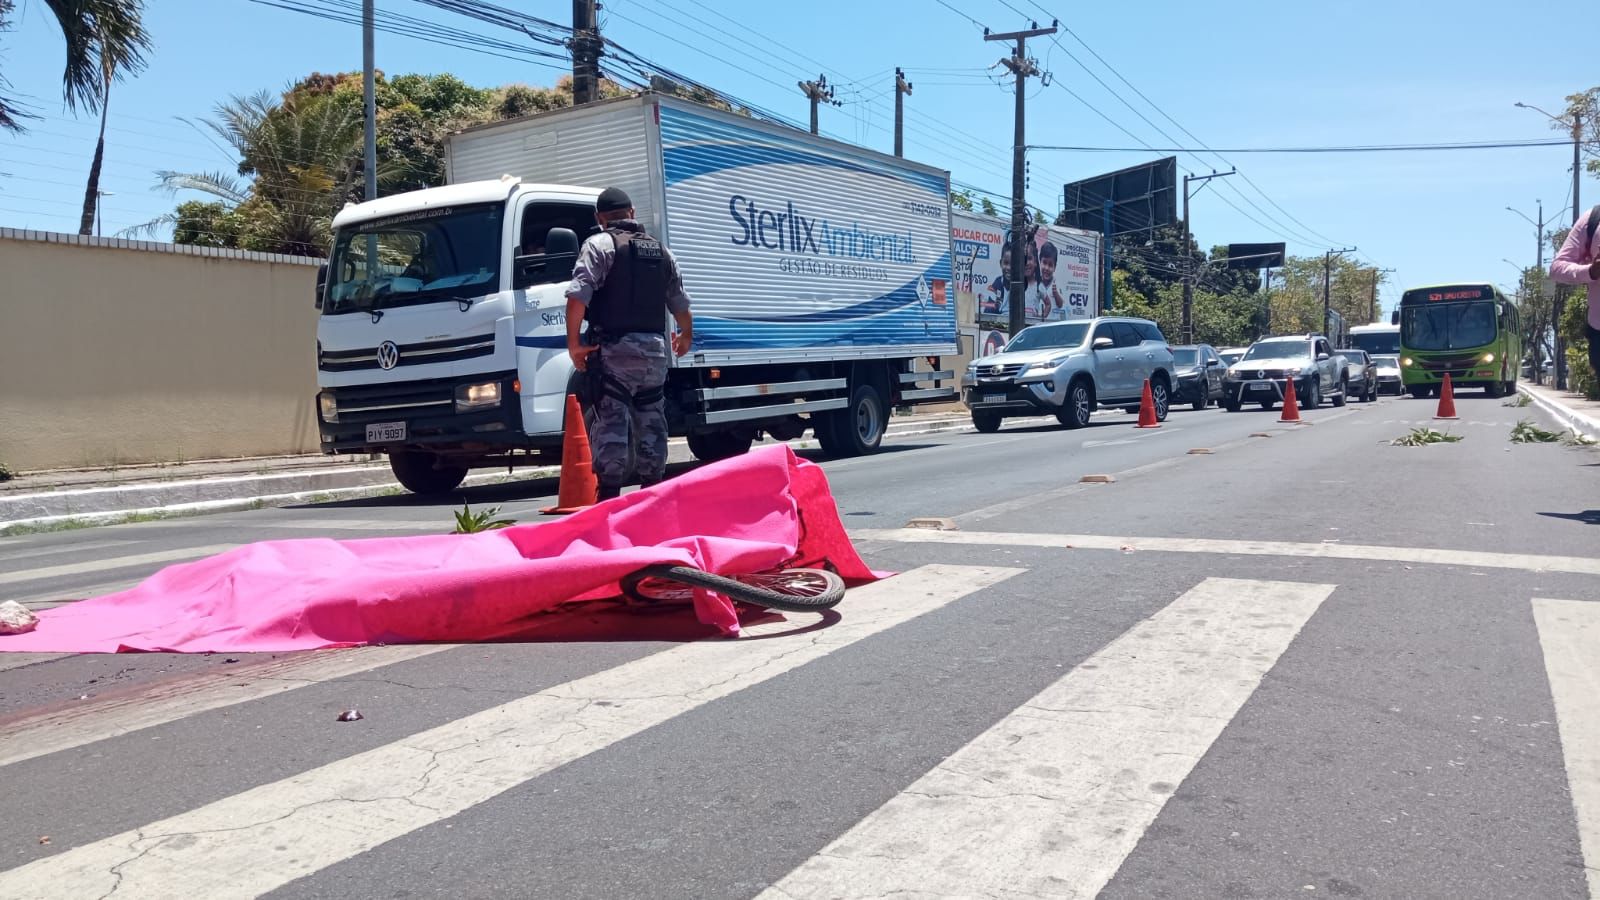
[588,332,669,488]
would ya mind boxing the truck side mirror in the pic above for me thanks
[1390,310,1400,326]
[315,264,327,310]
[1093,336,1114,350]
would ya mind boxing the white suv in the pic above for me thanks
[962,317,1178,432]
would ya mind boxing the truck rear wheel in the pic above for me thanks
[687,429,754,462]
[819,383,886,457]
[389,450,467,496]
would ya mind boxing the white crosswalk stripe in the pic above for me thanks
[760,577,1334,899]
[0,563,1020,899]
[0,545,235,588]
[1533,598,1600,900]
[0,645,463,769]
[3,569,1596,899]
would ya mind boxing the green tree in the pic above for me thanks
[0,0,151,131]
[1559,287,1599,398]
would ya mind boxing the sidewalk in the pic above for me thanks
[1518,381,1600,440]
[0,410,975,531]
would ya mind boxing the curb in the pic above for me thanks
[1,415,975,531]
[1518,385,1600,440]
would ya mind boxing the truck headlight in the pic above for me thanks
[455,381,502,412]
[318,391,338,423]
[1402,357,1414,368]
[1483,352,1496,363]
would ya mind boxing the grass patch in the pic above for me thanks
[451,503,517,534]
[1390,426,1464,446]
[1502,393,1532,408]
[1510,419,1563,443]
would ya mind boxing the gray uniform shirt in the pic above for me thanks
[565,224,692,314]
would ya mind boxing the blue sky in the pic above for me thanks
[0,0,1589,316]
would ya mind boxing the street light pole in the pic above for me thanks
[1516,101,1587,388]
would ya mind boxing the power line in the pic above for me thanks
[1028,138,1574,153]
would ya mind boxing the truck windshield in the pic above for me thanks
[1401,301,1497,351]
[1004,322,1089,352]
[1243,340,1309,361]
[325,203,504,314]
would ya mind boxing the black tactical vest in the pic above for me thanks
[586,223,668,338]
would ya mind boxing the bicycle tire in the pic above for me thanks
[620,565,845,613]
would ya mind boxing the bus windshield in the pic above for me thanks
[1350,331,1400,355]
[1401,301,1497,351]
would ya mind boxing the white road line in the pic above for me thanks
[253,519,446,531]
[760,577,1334,900]
[7,578,143,609]
[0,540,135,564]
[1533,597,1600,900]
[0,563,1021,899]
[0,645,460,769]
[0,653,69,673]
[0,545,235,588]
[856,528,1600,576]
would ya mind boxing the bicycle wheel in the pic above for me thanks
[620,565,845,613]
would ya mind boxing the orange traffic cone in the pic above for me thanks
[1134,378,1161,428]
[540,394,598,514]
[1434,373,1459,420]
[1279,377,1302,423]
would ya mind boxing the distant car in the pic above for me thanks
[1372,353,1404,394]
[962,316,1178,431]
[1222,334,1349,411]
[1336,348,1379,402]
[1169,344,1228,410]
[1219,347,1247,367]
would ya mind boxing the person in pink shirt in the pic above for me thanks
[1549,204,1600,379]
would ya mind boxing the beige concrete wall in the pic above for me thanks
[0,231,322,473]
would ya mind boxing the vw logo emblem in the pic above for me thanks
[376,341,400,370]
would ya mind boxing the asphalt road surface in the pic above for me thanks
[2,392,1598,899]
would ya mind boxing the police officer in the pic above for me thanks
[565,187,693,501]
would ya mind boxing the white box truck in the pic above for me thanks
[313,94,959,494]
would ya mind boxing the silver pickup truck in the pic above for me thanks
[1222,334,1349,411]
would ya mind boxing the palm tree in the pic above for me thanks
[129,89,369,256]
[0,0,151,130]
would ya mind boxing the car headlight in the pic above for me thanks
[455,381,502,412]
[1025,355,1070,375]
[318,391,338,424]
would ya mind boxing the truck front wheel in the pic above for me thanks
[389,450,467,496]
[819,383,886,457]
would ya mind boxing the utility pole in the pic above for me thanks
[1368,267,1395,324]
[362,0,377,203]
[987,21,1056,336]
[893,68,912,157]
[1322,247,1357,334]
[1179,168,1234,343]
[1558,112,1583,389]
[571,0,601,105]
[798,74,839,135]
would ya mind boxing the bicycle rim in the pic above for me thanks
[620,565,845,613]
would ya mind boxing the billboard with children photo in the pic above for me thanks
[951,211,1100,328]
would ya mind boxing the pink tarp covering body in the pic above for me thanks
[0,446,878,654]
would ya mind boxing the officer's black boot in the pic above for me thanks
[597,483,623,501]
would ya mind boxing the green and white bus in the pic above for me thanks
[1394,282,1519,398]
